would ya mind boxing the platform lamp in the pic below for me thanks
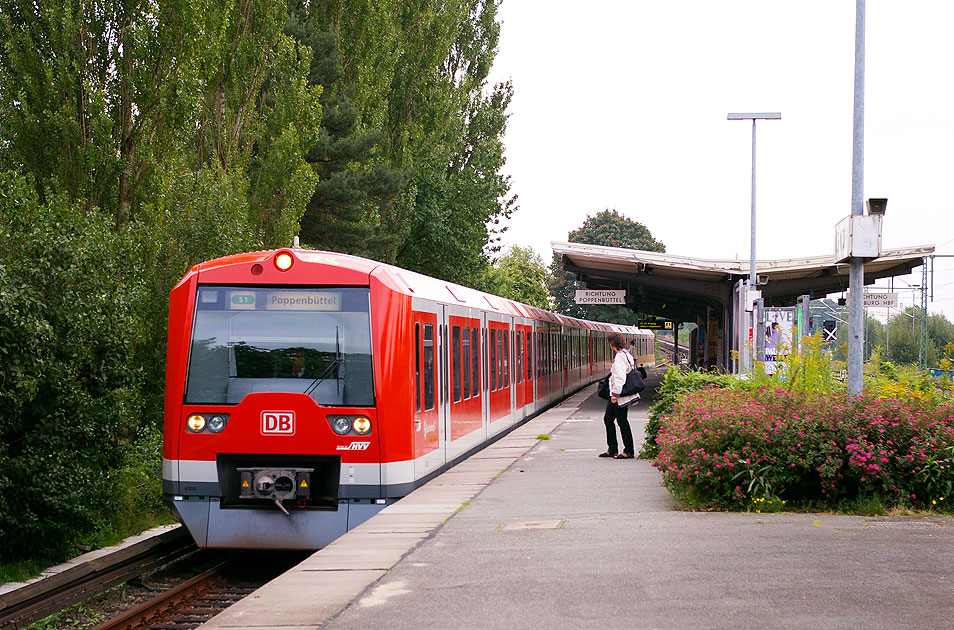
[867,198,887,215]
[728,112,781,373]
[727,112,782,291]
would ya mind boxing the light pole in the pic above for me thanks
[847,0,866,395]
[727,112,781,289]
[728,112,781,370]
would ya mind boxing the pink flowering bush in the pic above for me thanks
[653,387,954,511]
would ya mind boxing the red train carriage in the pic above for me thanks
[162,248,654,549]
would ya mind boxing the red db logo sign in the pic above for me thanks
[261,411,295,435]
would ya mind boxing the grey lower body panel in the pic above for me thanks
[166,496,386,549]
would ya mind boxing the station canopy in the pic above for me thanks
[552,241,935,323]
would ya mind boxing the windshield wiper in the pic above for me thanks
[304,327,342,398]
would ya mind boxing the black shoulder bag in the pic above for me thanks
[619,356,645,396]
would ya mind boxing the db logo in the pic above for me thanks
[261,411,295,435]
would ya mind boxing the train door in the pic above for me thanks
[514,320,533,413]
[562,328,570,390]
[412,309,442,481]
[487,316,512,434]
[586,330,596,378]
[481,312,490,437]
[446,308,483,461]
[438,306,451,463]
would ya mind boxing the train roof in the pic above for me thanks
[187,248,649,335]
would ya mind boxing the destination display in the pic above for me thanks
[638,319,673,330]
[574,289,625,305]
[226,290,343,311]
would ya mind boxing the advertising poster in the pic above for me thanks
[763,308,796,374]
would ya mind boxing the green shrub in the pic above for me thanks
[0,173,143,561]
[638,367,735,459]
[653,387,954,511]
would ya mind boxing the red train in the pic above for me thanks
[162,248,654,549]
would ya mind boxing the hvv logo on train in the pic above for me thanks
[261,411,295,435]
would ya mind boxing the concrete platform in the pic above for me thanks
[203,371,954,630]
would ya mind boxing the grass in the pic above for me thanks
[0,510,176,586]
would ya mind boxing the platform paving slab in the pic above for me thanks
[200,391,590,630]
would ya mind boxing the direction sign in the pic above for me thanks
[846,292,899,308]
[639,319,673,330]
[574,289,625,304]
[862,292,898,308]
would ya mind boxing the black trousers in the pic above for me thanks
[603,400,634,455]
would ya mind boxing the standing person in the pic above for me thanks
[599,332,639,459]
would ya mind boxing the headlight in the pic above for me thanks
[275,251,294,271]
[186,413,229,433]
[187,414,206,432]
[330,416,352,435]
[327,414,372,435]
[207,415,228,433]
[352,416,372,434]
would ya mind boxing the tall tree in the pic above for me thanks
[481,246,550,309]
[303,0,515,286]
[0,0,209,220]
[549,209,665,323]
[284,6,404,256]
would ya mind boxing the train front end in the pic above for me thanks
[162,250,395,549]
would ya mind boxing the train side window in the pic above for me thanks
[503,331,510,388]
[423,323,435,411]
[516,331,523,384]
[526,333,532,382]
[452,325,462,403]
[462,326,471,400]
[496,329,503,389]
[415,323,421,412]
[537,332,543,378]
[490,328,497,391]
[471,327,479,398]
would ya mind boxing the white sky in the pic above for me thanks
[488,1,954,319]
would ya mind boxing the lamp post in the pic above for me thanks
[727,112,781,289]
[728,112,781,371]
[847,0,866,395]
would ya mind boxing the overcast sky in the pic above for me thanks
[488,1,954,318]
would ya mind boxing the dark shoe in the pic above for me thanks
[598,451,617,458]
[614,452,635,459]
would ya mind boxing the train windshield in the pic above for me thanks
[185,286,374,406]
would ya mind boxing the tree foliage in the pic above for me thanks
[481,246,550,309]
[295,0,515,286]
[0,174,142,559]
[0,0,514,562]
[829,307,954,368]
[549,209,665,323]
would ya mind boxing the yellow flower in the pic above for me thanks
[932,500,937,505]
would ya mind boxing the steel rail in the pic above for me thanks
[0,527,195,630]
[92,563,227,630]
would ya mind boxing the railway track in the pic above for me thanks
[91,552,306,630]
[0,526,307,630]
[0,527,196,630]
[656,338,688,363]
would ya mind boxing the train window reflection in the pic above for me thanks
[422,324,435,411]
[186,286,374,406]
[452,325,462,403]
[471,327,479,398]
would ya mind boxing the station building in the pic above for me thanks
[552,241,934,372]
